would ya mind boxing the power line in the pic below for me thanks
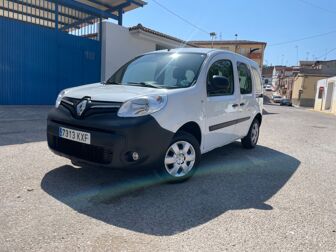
[150,0,209,35]
[317,47,336,60]
[268,29,336,46]
[297,0,336,14]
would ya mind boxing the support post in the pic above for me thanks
[55,1,58,30]
[118,8,123,26]
[99,17,102,42]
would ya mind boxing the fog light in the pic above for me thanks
[132,152,139,161]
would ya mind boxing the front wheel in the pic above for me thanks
[241,119,260,149]
[156,131,201,183]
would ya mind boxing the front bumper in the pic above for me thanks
[47,107,174,169]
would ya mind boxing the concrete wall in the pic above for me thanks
[314,78,336,114]
[292,75,326,107]
[101,22,155,81]
[314,79,327,111]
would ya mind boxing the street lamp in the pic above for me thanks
[210,32,216,48]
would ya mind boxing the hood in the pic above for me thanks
[64,83,168,102]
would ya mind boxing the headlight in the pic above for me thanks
[55,89,68,108]
[118,95,168,117]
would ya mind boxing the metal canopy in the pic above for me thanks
[0,0,146,36]
[81,0,146,25]
[80,0,146,15]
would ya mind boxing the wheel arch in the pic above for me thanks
[254,113,262,125]
[176,121,202,145]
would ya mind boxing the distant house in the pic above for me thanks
[262,66,274,86]
[275,67,300,98]
[191,40,267,68]
[292,70,333,107]
[291,61,336,107]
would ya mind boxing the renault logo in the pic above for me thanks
[76,98,89,116]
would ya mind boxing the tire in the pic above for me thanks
[241,119,260,149]
[156,131,201,183]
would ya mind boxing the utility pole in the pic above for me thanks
[295,45,299,66]
[210,32,216,48]
[281,54,284,66]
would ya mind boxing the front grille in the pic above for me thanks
[48,135,113,165]
[61,97,122,118]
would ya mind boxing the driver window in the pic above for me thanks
[207,60,234,97]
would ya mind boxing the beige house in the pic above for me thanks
[191,40,267,68]
[314,77,336,114]
[292,72,332,107]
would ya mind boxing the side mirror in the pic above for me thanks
[212,75,229,89]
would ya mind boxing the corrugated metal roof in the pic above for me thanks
[79,0,146,15]
[0,0,146,31]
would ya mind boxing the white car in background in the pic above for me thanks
[265,85,273,91]
[272,95,283,103]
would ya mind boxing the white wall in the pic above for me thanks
[101,22,191,81]
[101,22,155,81]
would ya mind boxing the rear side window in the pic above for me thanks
[207,60,234,96]
[251,67,263,95]
[237,62,252,94]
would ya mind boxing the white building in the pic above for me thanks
[314,76,336,114]
[101,22,196,80]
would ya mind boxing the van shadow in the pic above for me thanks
[41,142,300,236]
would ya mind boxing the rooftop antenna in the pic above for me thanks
[210,32,216,48]
[295,45,299,66]
[306,51,310,60]
[281,54,284,65]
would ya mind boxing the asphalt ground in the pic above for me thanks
[0,101,335,251]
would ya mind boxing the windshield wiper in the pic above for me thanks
[103,80,120,85]
[127,82,162,89]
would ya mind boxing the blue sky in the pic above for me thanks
[120,0,336,66]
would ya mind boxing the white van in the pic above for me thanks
[47,48,263,182]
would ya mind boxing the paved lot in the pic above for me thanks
[0,103,336,251]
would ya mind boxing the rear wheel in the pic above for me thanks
[157,131,201,183]
[241,119,260,149]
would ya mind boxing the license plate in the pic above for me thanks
[59,127,91,144]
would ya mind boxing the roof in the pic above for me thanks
[299,61,315,67]
[297,68,334,77]
[129,24,197,47]
[80,0,146,16]
[0,0,146,31]
[191,40,267,46]
[262,66,274,76]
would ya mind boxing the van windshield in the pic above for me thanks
[106,52,207,89]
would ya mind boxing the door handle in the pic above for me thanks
[232,104,239,108]
[240,103,245,106]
